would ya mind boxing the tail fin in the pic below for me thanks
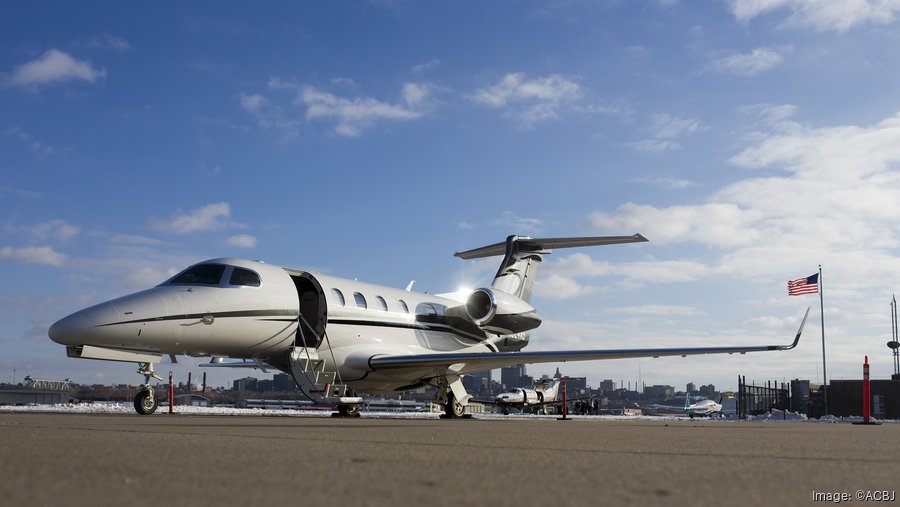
[455,234,647,303]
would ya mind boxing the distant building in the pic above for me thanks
[686,382,696,393]
[463,370,492,395]
[699,384,716,396]
[644,385,675,400]
[257,379,274,392]
[233,377,258,391]
[274,373,294,391]
[600,379,615,392]
[566,377,588,397]
[501,365,527,389]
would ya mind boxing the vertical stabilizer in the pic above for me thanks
[455,234,647,304]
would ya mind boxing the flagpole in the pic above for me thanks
[819,264,827,416]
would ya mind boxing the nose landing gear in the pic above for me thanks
[132,362,163,415]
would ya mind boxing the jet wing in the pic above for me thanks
[367,308,809,376]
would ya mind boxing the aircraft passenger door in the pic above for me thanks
[290,274,326,348]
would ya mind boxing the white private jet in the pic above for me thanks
[48,234,809,418]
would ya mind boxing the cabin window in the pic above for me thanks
[168,264,225,286]
[375,296,388,311]
[229,267,261,287]
[398,299,409,313]
[331,288,345,306]
[354,292,367,309]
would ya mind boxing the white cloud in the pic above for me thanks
[705,46,789,76]
[469,73,582,126]
[624,139,682,153]
[5,49,105,88]
[148,202,231,235]
[611,305,705,317]
[227,234,257,248]
[85,33,131,52]
[626,114,702,153]
[413,59,441,74]
[297,85,424,137]
[586,107,900,301]
[631,176,698,190]
[650,114,701,139]
[534,274,597,300]
[0,246,67,267]
[589,202,760,248]
[730,0,900,32]
[2,127,60,157]
[238,92,300,134]
[29,219,80,242]
[239,93,266,112]
[401,82,431,108]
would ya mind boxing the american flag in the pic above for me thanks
[788,273,819,296]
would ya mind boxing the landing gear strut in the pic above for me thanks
[133,362,162,416]
[436,375,471,419]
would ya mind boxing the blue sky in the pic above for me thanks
[3,1,900,392]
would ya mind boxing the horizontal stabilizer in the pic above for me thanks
[454,234,648,260]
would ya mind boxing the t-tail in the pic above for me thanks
[454,234,647,335]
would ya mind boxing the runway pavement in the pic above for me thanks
[1,412,898,506]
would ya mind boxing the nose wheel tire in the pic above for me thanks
[133,389,158,415]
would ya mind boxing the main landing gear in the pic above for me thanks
[436,375,472,419]
[132,362,163,415]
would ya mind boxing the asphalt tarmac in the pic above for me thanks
[1,413,898,507]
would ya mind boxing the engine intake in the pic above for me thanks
[465,288,542,335]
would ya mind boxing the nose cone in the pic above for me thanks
[48,313,86,345]
[48,303,119,346]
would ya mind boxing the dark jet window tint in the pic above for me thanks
[354,292,367,309]
[169,264,225,285]
[229,268,261,287]
[332,288,345,306]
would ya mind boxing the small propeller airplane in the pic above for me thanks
[479,377,592,415]
[48,233,809,418]
[684,393,724,418]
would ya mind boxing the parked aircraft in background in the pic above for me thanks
[48,233,808,418]
[685,393,724,418]
[479,377,588,415]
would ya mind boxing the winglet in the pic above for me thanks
[779,307,810,350]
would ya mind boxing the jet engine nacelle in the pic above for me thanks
[465,288,542,335]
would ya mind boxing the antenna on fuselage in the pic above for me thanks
[405,280,415,292]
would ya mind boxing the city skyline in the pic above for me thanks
[4,2,900,391]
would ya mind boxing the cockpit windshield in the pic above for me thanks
[167,264,226,286]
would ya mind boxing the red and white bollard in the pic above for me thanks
[863,356,870,423]
[854,355,880,425]
[168,371,174,414]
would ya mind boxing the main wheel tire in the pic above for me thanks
[134,389,158,415]
[338,404,360,417]
[444,392,465,418]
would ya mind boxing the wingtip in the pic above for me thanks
[785,306,811,350]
